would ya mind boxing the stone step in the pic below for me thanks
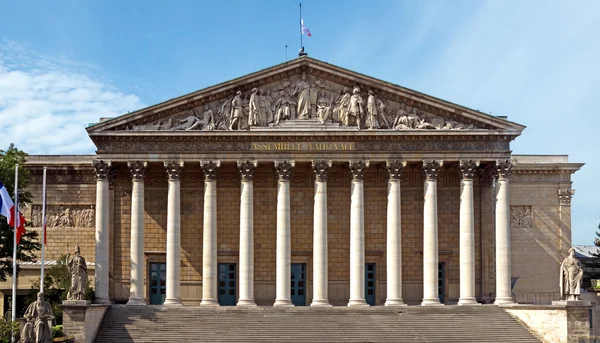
[94,305,541,343]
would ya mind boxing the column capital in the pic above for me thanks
[274,160,295,181]
[312,160,332,182]
[237,160,258,181]
[558,188,575,205]
[349,160,370,181]
[164,161,184,181]
[201,160,221,181]
[128,161,148,181]
[386,160,407,180]
[459,160,480,180]
[496,159,515,180]
[93,160,112,181]
[423,160,443,180]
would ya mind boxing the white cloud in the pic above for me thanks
[0,41,145,154]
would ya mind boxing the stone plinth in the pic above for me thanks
[62,302,110,343]
[505,304,593,343]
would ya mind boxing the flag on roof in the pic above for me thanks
[301,19,312,37]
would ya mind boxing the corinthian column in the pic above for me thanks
[311,160,332,307]
[422,160,443,306]
[348,160,369,306]
[237,160,258,306]
[93,160,111,304]
[201,160,220,306]
[494,159,515,305]
[164,161,184,306]
[274,160,295,306]
[385,160,407,306]
[127,161,148,305]
[458,160,479,305]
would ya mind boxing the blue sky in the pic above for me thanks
[0,0,598,244]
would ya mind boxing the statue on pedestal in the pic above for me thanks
[21,292,54,343]
[67,245,88,301]
[560,247,583,301]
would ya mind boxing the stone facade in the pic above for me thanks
[0,58,584,313]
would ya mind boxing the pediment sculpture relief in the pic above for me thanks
[127,72,479,131]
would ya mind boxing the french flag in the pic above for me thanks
[0,181,26,245]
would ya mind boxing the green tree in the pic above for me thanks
[0,144,41,282]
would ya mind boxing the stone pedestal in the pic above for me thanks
[61,302,109,343]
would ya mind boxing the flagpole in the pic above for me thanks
[40,167,47,293]
[11,165,18,334]
[299,3,303,50]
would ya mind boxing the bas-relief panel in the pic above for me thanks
[27,204,95,228]
[123,72,480,132]
[511,205,533,229]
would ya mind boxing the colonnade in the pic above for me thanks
[92,159,515,306]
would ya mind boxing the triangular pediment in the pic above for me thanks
[87,57,525,134]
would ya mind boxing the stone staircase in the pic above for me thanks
[94,305,541,343]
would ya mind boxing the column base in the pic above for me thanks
[126,297,146,306]
[311,299,332,307]
[163,298,183,306]
[385,299,407,306]
[273,299,294,307]
[421,298,444,306]
[458,297,480,305]
[200,298,220,306]
[237,299,257,307]
[494,297,515,305]
[348,299,369,307]
[93,297,112,305]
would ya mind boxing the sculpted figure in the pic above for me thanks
[393,103,411,129]
[228,91,244,130]
[22,292,54,343]
[293,72,311,119]
[366,90,380,129]
[560,248,583,301]
[248,88,260,127]
[262,89,274,124]
[67,245,88,301]
[274,90,293,125]
[316,90,332,124]
[346,86,364,128]
[216,99,231,130]
[187,105,214,131]
[175,110,202,130]
[257,89,271,126]
[333,87,351,124]
[376,96,392,129]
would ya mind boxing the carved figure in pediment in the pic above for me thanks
[376,96,392,129]
[293,71,311,119]
[175,109,203,130]
[366,90,380,129]
[215,98,231,130]
[228,91,245,130]
[347,86,365,128]
[316,90,333,124]
[332,88,350,123]
[441,119,475,130]
[248,88,260,127]
[274,90,294,125]
[262,89,274,124]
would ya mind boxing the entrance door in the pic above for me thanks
[365,263,376,306]
[438,262,445,303]
[291,263,306,306]
[149,263,166,305]
[218,263,236,306]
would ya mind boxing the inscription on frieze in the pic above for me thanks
[251,142,356,151]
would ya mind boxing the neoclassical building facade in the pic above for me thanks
[0,57,583,312]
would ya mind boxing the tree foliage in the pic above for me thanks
[0,144,41,282]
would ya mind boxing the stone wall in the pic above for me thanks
[505,305,591,343]
[11,155,577,307]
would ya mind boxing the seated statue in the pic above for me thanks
[22,292,54,343]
